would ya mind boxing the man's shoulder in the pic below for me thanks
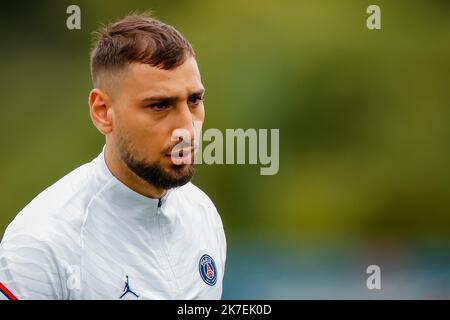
[2,159,96,245]
[173,182,224,228]
[175,183,227,254]
[175,182,216,207]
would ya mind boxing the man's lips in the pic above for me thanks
[165,147,195,157]
[165,147,195,164]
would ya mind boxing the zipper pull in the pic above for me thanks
[157,198,162,208]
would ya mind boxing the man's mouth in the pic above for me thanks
[166,147,195,165]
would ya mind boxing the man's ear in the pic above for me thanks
[89,88,113,135]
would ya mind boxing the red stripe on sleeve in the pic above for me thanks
[0,282,18,300]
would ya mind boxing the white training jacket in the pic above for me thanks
[0,147,226,300]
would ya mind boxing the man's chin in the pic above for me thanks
[162,163,195,187]
[123,152,194,190]
[168,163,194,177]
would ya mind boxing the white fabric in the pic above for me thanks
[0,147,226,300]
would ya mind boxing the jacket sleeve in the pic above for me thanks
[0,232,63,300]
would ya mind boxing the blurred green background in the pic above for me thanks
[1,0,449,298]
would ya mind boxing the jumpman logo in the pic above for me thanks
[119,275,139,299]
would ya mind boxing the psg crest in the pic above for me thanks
[199,254,217,286]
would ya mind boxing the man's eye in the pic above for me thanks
[149,103,169,111]
[188,96,203,106]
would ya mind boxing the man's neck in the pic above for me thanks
[104,145,167,199]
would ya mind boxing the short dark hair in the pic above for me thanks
[90,12,195,87]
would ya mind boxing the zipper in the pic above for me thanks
[156,200,181,297]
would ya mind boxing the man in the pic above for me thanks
[0,13,226,300]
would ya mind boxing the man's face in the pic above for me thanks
[109,57,205,190]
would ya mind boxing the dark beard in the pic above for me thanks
[121,150,195,190]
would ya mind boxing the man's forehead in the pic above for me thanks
[123,57,203,97]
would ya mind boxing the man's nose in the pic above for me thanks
[172,104,196,144]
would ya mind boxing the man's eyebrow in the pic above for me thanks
[141,89,205,102]
[190,88,206,97]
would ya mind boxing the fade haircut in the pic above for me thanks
[90,12,195,89]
